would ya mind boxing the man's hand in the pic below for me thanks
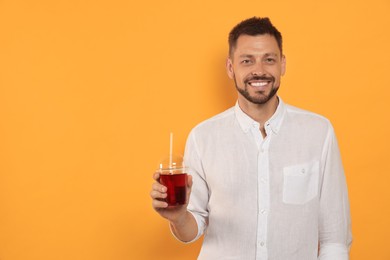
[150,172,193,224]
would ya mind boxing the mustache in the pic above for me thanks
[244,75,275,84]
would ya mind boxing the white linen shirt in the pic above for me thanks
[182,98,352,260]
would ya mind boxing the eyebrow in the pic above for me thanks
[264,53,279,57]
[238,53,279,59]
[238,54,254,59]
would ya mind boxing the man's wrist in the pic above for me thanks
[170,210,189,228]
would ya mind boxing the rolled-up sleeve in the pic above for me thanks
[318,125,352,259]
[183,130,209,242]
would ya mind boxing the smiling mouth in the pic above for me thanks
[248,81,270,87]
[245,76,274,88]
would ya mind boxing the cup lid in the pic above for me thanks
[158,154,185,170]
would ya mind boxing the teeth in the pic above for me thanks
[250,82,268,87]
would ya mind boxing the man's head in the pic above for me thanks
[229,17,283,58]
[226,17,286,106]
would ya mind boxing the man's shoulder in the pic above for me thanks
[285,104,330,121]
[191,106,236,133]
[284,103,333,130]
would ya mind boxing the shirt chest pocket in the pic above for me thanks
[283,160,319,205]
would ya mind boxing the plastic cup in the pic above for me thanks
[158,154,188,206]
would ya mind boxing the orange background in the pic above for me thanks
[0,0,389,259]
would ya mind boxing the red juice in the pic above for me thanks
[160,173,188,206]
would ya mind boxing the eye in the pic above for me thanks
[241,59,252,65]
[265,58,276,64]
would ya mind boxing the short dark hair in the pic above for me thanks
[228,17,283,57]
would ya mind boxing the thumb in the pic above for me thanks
[187,174,193,188]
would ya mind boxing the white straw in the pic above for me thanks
[169,132,173,168]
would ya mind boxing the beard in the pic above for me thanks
[234,74,280,105]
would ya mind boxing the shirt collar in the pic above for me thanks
[234,97,286,134]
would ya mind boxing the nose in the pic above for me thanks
[251,62,265,76]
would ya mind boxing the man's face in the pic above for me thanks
[226,34,286,105]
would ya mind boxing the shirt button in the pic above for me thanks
[260,241,265,247]
[301,168,305,173]
[261,209,266,214]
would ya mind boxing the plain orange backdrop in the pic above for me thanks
[1,0,389,259]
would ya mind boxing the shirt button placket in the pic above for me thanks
[256,139,269,260]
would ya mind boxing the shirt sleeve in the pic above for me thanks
[318,243,350,260]
[318,124,352,259]
[180,129,209,242]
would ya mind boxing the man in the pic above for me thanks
[151,17,352,260]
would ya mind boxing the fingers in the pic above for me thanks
[153,171,161,181]
[152,197,168,209]
[185,174,193,205]
[151,180,168,209]
[151,183,167,198]
[187,174,193,188]
[152,181,167,193]
[150,189,166,199]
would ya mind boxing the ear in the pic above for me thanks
[281,55,286,76]
[226,58,234,79]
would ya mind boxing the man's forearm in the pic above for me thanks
[170,211,198,242]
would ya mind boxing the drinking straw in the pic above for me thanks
[169,132,173,168]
